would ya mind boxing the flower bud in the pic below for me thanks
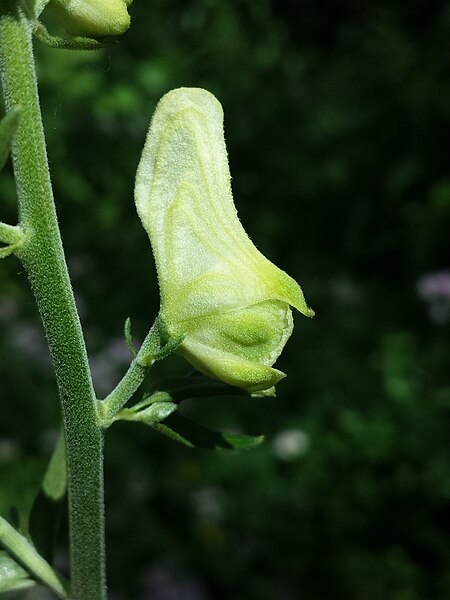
[50,0,131,37]
[135,88,314,393]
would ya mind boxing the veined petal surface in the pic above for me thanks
[135,88,313,392]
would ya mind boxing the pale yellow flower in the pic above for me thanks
[135,88,314,393]
[50,0,131,37]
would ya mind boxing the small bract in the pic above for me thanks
[135,88,314,394]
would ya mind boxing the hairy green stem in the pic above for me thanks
[0,516,68,598]
[0,3,106,599]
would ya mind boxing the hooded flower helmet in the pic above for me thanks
[135,88,314,394]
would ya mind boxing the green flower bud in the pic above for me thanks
[50,0,131,37]
[135,88,314,394]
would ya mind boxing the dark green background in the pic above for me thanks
[1,1,450,598]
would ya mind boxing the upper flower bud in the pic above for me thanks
[50,0,131,37]
[135,88,314,394]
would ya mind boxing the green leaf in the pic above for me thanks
[117,400,177,425]
[0,516,67,598]
[42,432,66,502]
[0,107,20,172]
[152,412,264,450]
[33,22,116,51]
[29,433,66,562]
[124,317,136,357]
[0,551,34,593]
[135,401,177,423]
[145,374,249,404]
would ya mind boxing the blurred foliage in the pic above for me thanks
[1,0,450,599]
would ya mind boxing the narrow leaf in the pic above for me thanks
[131,391,173,412]
[124,317,136,357]
[42,432,66,502]
[152,412,264,450]
[145,375,249,405]
[0,551,34,593]
[118,401,177,425]
[29,432,67,562]
[0,107,20,172]
[0,516,67,598]
[33,22,116,51]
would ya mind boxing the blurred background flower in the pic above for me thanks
[417,270,450,324]
[272,428,310,461]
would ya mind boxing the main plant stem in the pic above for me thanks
[0,4,106,599]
